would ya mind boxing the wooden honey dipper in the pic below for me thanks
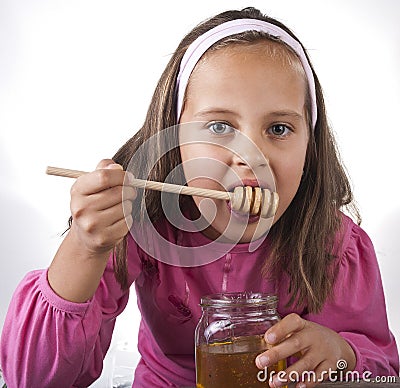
[46,166,279,218]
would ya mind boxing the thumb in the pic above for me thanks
[95,159,123,170]
[106,163,124,170]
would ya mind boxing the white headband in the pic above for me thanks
[176,18,317,128]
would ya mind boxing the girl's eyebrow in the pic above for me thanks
[268,110,304,120]
[194,108,240,118]
[194,108,303,120]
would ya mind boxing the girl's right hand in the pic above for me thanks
[69,159,137,256]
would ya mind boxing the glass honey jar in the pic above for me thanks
[195,292,286,388]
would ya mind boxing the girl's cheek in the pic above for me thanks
[181,145,231,184]
[272,161,304,212]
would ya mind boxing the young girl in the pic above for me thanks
[1,7,398,388]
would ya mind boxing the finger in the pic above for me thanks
[95,200,133,230]
[72,167,127,195]
[75,199,132,235]
[299,360,332,388]
[265,313,307,345]
[257,332,310,369]
[269,354,322,388]
[71,169,136,225]
[122,184,137,202]
[121,199,134,222]
[104,163,124,171]
[70,185,136,220]
[83,213,132,251]
[120,199,134,223]
[96,159,118,169]
[89,186,137,211]
[108,213,133,242]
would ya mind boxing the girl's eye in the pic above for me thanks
[207,122,234,135]
[268,124,291,137]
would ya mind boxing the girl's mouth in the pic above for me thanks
[226,197,260,224]
[225,179,272,223]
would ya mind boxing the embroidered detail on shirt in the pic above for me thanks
[142,258,159,278]
[168,282,192,324]
[221,253,232,293]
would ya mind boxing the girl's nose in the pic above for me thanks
[230,132,269,169]
[232,151,268,169]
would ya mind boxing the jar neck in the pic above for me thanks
[200,292,278,317]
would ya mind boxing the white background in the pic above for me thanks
[0,0,399,386]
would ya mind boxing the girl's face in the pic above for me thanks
[179,42,309,243]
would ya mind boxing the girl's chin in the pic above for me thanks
[229,210,261,224]
[201,220,270,244]
[191,201,273,243]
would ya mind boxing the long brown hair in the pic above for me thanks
[107,7,360,312]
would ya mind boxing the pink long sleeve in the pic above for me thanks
[0,248,140,388]
[305,218,399,377]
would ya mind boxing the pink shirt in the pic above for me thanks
[1,214,398,387]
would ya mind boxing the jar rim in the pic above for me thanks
[200,292,278,308]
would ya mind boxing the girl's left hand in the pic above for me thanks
[255,313,356,388]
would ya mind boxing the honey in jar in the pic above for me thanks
[195,292,286,388]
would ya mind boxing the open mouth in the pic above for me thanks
[226,185,261,223]
[226,179,270,193]
[226,199,261,223]
[225,179,276,222]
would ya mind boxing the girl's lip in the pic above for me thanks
[225,178,272,192]
[226,201,260,223]
[224,178,273,224]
